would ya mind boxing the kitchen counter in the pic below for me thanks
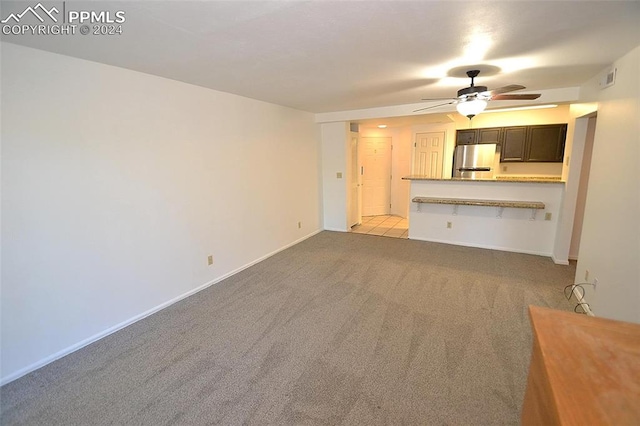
[402,175,564,184]
[406,177,565,260]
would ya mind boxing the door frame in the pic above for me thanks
[347,133,362,227]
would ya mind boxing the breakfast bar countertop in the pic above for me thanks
[402,176,565,184]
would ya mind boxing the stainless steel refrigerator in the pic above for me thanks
[453,143,497,179]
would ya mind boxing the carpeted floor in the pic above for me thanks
[0,231,576,425]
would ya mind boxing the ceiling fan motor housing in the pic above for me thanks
[457,85,488,98]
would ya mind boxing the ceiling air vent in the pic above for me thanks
[599,67,616,89]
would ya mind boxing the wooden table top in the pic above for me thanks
[526,306,640,425]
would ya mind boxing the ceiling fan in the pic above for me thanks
[414,70,541,118]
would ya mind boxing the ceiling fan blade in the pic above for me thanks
[413,101,456,113]
[421,97,458,101]
[484,84,526,96]
[491,93,541,100]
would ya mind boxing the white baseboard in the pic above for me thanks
[408,236,552,258]
[323,227,347,232]
[551,255,570,265]
[0,229,323,386]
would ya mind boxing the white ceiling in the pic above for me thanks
[2,1,640,113]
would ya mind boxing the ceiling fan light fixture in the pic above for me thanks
[456,98,487,119]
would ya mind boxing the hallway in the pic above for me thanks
[351,215,408,239]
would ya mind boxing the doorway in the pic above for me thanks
[361,137,392,216]
[351,215,408,239]
[569,115,597,259]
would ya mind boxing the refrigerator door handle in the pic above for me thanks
[458,167,491,172]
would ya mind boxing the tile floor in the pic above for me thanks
[351,215,409,239]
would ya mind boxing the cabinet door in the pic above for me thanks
[501,127,527,162]
[478,127,502,144]
[526,124,567,162]
[456,129,477,145]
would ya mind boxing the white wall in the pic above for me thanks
[321,122,349,231]
[574,45,640,323]
[551,103,598,265]
[452,105,570,129]
[0,43,321,383]
[394,127,412,217]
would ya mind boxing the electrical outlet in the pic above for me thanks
[545,212,552,221]
[207,255,213,266]
[336,172,343,179]
[297,221,302,229]
[585,269,589,281]
[446,221,452,229]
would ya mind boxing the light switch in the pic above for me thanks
[336,172,343,179]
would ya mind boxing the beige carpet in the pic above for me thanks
[0,231,575,425]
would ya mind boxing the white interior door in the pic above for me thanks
[413,132,445,178]
[362,137,391,216]
[348,135,361,227]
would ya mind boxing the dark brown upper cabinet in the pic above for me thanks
[456,129,477,145]
[500,124,567,163]
[501,127,528,162]
[455,128,502,145]
[478,127,502,144]
[455,124,567,163]
[526,125,567,162]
